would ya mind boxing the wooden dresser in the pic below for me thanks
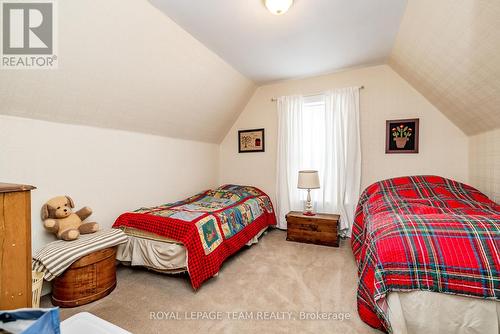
[286,211,340,247]
[0,183,36,309]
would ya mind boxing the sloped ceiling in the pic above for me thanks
[2,0,498,141]
[0,0,255,143]
[389,0,500,135]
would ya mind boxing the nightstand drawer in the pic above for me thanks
[286,217,337,233]
[286,229,338,247]
[285,211,340,247]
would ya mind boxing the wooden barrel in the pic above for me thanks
[52,247,117,307]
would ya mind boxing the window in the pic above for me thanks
[297,95,329,210]
[276,88,361,234]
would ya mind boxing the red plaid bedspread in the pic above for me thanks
[351,175,500,332]
[113,185,276,290]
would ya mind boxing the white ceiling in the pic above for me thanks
[151,0,408,83]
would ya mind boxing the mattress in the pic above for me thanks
[387,291,500,334]
[116,226,268,274]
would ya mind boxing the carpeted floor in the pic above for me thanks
[41,229,380,334]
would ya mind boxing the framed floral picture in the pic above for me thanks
[238,128,265,153]
[385,118,419,154]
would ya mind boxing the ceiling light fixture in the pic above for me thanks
[265,0,293,15]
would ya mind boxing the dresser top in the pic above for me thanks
[287,211,340,220]
[0,183,36,193]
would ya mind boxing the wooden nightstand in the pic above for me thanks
[286,211,339,247]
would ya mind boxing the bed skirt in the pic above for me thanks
[116,227,269,274]
[387,291,500,334]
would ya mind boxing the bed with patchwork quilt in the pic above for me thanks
[351,175,500,333]
[113,185,276,289]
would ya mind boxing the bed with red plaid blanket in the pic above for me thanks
[113,185,276,289]
[351,175,500,332]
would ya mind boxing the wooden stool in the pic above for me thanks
[51,247,117,307]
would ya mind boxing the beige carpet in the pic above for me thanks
[41,229,380,334]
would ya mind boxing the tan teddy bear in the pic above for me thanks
[41,196,99,241]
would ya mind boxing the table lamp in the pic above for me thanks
[297,170,320,216]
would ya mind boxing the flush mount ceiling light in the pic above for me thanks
[265,0,294,15]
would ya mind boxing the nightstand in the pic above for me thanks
[286,211,339,247]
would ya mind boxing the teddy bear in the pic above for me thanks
[41,196,99,241]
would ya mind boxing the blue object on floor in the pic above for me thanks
[0,308,60,334]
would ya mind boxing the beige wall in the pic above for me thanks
[219,65,469,204]
[469,129,500,203]
[0,116,219,254]
[389,0,500,135]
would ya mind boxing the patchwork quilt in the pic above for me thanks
[113,185,276,289]
[351,176,500,332]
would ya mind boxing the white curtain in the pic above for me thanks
[275,87,361,236]
[276,95,304,229]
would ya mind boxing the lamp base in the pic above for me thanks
[303,189,315,216]
[303,211,316,216]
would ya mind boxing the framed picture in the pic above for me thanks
[386,118,419,154]
[238,128,265,153]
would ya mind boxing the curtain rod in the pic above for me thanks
[270,86,364,102]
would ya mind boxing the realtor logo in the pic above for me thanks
[1,0,57,69]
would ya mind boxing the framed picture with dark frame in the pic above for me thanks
[238,128,265,153]
[385,118,419,154]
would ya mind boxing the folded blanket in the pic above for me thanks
[32,229,128,281]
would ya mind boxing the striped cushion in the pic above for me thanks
[32,229,128,281]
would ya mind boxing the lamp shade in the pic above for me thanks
[297,170,320,189]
